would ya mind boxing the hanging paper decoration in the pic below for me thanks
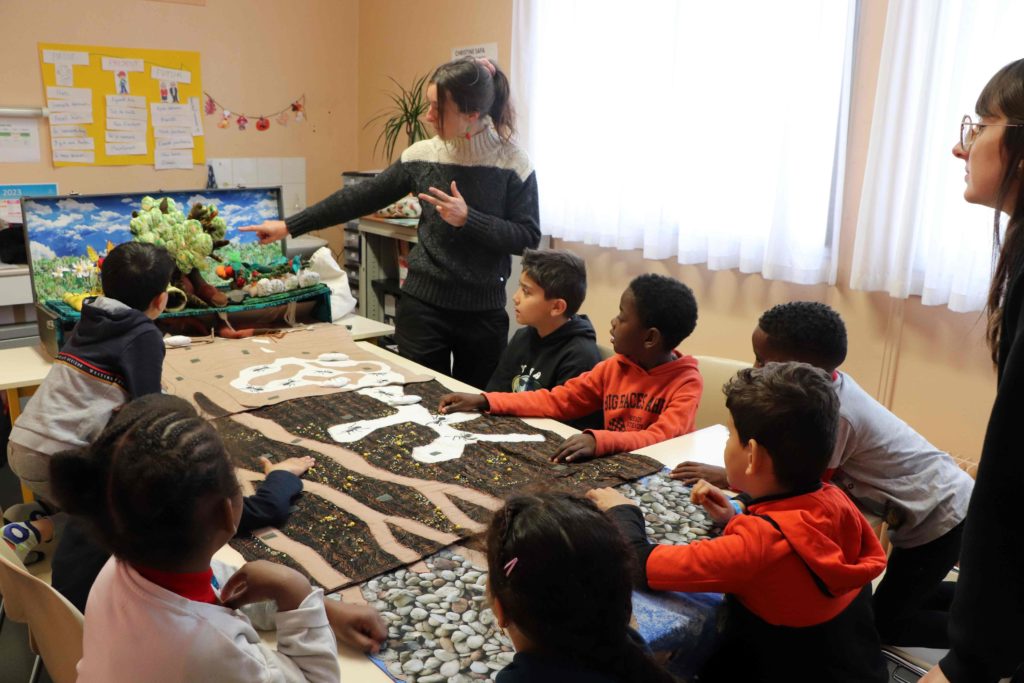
[201,92,306,132]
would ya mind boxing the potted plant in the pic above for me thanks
[365,73,431,162]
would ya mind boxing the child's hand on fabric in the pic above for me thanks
[238,220,289,245]
[418,181,468,227]
[919,666,950,683]
[325,600,388,654]
[438,392,488,414]
[586,487,636,512]
[690,479,737,525]
[551,433,598,463]
[220,560,313,612]
[260,455,315,477]
[669,462,729,487]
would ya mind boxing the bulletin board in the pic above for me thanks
[38,43,204,168]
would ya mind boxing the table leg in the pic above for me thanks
[6,386,36,503]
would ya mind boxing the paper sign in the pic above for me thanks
[0,118,41,163]
[151,105,192,127]
[101,57,143,72]
[152,124,193,137]
[189,96,204,136]
[151,66,191,84]
[46,100,92,114]
[51,125,88,138]
[106,141,147,156]
[46,86,91,102]
[451,42,499,61]
[53,137,95,151]
[154,149,193,170]
[106,95,146,109]
[52,150,95,164]
[55,63,74,86]
[49,110,94,125]
[0,183,58,224]
[105,130,146,143]
[107,106,148,121]
[107,118,147,132]
[43,50,89,65]
[155,134,194,149]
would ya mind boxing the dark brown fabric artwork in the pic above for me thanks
[218,380,663,592]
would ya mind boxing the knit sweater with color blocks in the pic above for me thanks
[286,121,540,312]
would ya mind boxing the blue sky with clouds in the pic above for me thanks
[24,189,282,260]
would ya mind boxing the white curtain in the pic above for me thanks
[852,0,1024,313]
[512,0,856,285]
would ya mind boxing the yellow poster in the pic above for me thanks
[38,43,204,168]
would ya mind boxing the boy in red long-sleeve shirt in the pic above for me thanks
[589,362,889,682]
[438,274,703,462]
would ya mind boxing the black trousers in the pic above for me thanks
[873,520,965,648]
[394,294,508,390]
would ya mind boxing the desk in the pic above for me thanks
[334,314,394,342]
[0,344,52,502]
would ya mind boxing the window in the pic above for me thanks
[513,0,856,285]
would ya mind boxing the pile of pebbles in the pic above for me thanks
[360,473,718,682]
[360,549,513,682]
[617,472,718,545]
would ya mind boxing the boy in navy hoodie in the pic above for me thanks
[486,248,603,429]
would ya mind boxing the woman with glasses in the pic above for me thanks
[922,62,1024,682]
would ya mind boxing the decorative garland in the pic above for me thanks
[203,92,306,132]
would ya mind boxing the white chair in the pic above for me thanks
[692,355,750,430]
[0,541,84,683]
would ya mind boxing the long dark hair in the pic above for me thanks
[977,59,1024,363]
[49,394,240,568]
[430,57,515,142]
[486,493,675,683]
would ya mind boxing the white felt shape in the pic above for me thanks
[360,385,422,406]
[327,389,545,464]
[230,355,402,394]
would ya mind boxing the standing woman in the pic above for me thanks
[242,58,540,388]
[924,59,1024,682]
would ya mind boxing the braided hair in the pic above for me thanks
[486,493,675,683]
[50,393,239,568]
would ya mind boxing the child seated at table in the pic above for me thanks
[3,242,174,563]
[439,274,702,462]
[53,393,385,683]
[487,492,674,683]
[486,248,603,430]
[589,362,888,681]
[672,301,974,649]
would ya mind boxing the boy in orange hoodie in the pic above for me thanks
[438,274,702,462]
[589,362,888,682]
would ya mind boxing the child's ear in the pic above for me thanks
[218,495,240,536]
[549,297,568,318]
[643,327,662,349]
[491,594,510,628]
[747,440,771,477]
[152,290,169,311]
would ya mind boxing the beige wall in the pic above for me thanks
[0,0,360,252]
[354,0,995,461]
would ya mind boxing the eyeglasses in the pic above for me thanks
[960,114,1024,152]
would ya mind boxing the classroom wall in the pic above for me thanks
[0,0,361,253]
[354,0,996,462]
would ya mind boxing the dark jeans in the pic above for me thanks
[394,294,508,390]
[873,520,965,648]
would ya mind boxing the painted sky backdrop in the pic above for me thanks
[23,188,282,260]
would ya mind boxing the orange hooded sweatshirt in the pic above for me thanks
[619,483,887,627]
[483,351,702,456]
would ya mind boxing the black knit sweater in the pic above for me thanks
[941,268,1024,682]
[286,123,540,311]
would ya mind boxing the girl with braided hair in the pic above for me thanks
[50,394,383,683]
[485,492,675,683]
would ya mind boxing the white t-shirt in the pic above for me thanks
[830,372,974,548]
[76,558,340,683]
